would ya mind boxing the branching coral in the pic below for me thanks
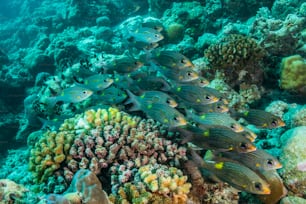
[109,163,191,204]
[29,128,74,183]
[29,108,187,193]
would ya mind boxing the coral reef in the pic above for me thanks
[1,0,306,203]
[204,34,266,88]
[0,179,28,203]
[109,163,191,204]
[29,128,74,183]
[279,126,306,198]
[40,169,110,204]
[250,13,306,57]
[183,160,239,204]
[29,108,187,193]
[280,55,306,93]
[291,106,306,127]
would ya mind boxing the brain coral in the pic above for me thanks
[29,108,187,193]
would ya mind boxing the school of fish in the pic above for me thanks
[42,25,286,197]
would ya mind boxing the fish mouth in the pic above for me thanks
[210,96,219,104]
[234,125,245,133]
[246,144,257,153]
[274,162,283,169]
[186,61,195,68]
[177,117,187,126]
[278,120,286,127]
[261,186,271,195]
[221,106,229,113]
[169,101,178,108]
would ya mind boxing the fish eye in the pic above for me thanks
[187,71,192,76]
[166,99,171,104]
[271,120,277,127]
[154,34,159,38]
[230,123,236,129]
[266,159,274,166]
[239,142,248,150]
[205,95,211,100]
[173,117,180,121]
[134,61,138,65]
[83,91,87,94]
[181,59,186,63]
[254,182,263,191]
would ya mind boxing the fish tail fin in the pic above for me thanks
[124,90,141,111]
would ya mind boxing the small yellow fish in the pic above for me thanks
[171,85,219,105]
[186,110,244,132]
[78,74,113,91]
[104,55,144,74]
[127,27,164,44]
[238,109,285,129]
[143,103,187,127]
[221,149,282,171]
[158,67,199,82]
[45,86,93,107]
[125,90,178,111]
[257,170,287,204]
[182,76,210,87]
[189,101,229,114]
[175,125,256,153]
[238,127,257,142]
[93,85,127,105]
[150,50,195,69]
[190,150,271,195]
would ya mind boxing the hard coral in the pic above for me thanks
[29,128,74,183]
[109,163,191,204]
[279,126,306,197]
[0,179,28,204]
[204,34,266,87]
[280,55,306,93]
[41,169,110,204]
[29,108,187,193]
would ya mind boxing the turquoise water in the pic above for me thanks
[0,0,305,203]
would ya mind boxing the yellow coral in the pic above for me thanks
[138,164,191,203]
[280,55,306,92]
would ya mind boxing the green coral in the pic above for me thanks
[29,128,75,183]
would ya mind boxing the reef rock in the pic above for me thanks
[279,126,306,197]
